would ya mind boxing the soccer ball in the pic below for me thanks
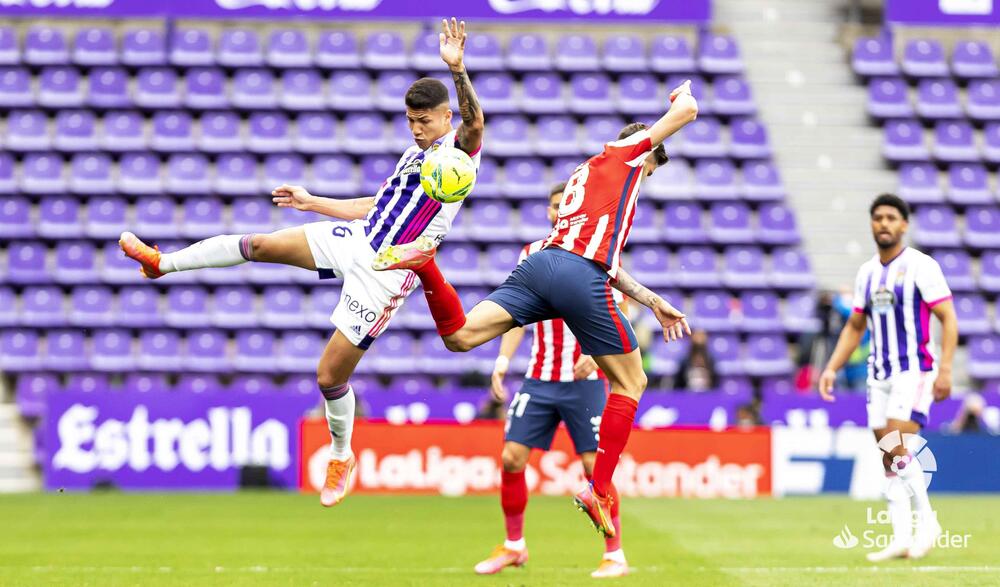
[420,146,477,204]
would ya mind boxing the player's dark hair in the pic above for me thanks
[549,182,567,198]
[405,78,450,110]
[869,193,910,221]
[618,122,669,166]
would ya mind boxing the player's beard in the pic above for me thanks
[874,232,898,250]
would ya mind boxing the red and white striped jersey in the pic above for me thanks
[543,129,653,279]
[519,240,624,382]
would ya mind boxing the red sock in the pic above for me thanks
[605,482,622,552]
[500,470,527,542]
[591,394,638,497]
[413,258,466,336]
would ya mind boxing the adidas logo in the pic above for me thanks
[351,324,363,336]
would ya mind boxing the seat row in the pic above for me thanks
[883,119,1000,164]
[867,77,1000,122]
[899,163,1000,204]
[853,37,999,79]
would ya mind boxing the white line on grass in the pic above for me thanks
[713,566,1000,574]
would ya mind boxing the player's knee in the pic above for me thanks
[501,447,528,473]
[443,332,473,353]
[248,233,271,262]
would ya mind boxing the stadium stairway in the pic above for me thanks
[716,0,896,289]
[0,401,40,492]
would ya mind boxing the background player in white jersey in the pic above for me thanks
[117,18,485,508]
[474,183,628,578]
[820,194,958,562]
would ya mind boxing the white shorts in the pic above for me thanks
[866,369,937,429]
[303,221,418,349]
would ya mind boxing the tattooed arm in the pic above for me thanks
[612,267,691,343]
[439,18,484,156]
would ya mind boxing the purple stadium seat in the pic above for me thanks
[757,203,800,245]
[983,252,1000,293]
[342,113,388,155]
[279,331,326,373]
[682,117,726,158]
[783,291,821,333]
[53,241,95,284]
[647,336,690,377]
[233,330,278,373]
[473,72,516,115]
[6,110,50,152]
[954,294,991,335]
[263,154,306,192]
[867,77,912,119]
[248,112,291,153]
[462,32,502,71]
[650,35,695,73]
[709,202,753,244]
[569,73,613,115]
[88,67,130,108]
[947,163,992,205]
[248,255,299,285]
[934,121,978,163]
[965,206,1000,249]
[375,71,416,111]
[281,69,324,111]
[915,79,962,119]
[645,159,693,201]
[25,26,68,66]
[261,286,307,329]
[629,246,673,287]
[135,68,181,109]
[967,79,1000,122]
[307,286,341,329]
[125,373,171,394]
[628,201,660,244]
[0,331,43,372]
[14,374,56,418]
[713,76,755,116]
[38,195,83,239]
[581,115,625,154]
[181,198,224,239]
[898,163,943,203]
[268,29,310,68]
[70,286,114,327]
[218,29,263,67]
[38,66,84,108]
[102,111,146,152]
[602,34,646,73]
[211,154,257,198]
[484,243,521,283]
[438,243,483,286]
[968,336,1000,379]
[55,111,98,152]
[360,155,396,195]
[232,69,277,110]
[667,74,710,114]
[470,202,516,244]
[6,242,49,284]
[229,199,273,236]
[536,115,581,157]
[695,159,738,200]
[198,111,242,153]
[516,201,552,240]
[73,27,116,66]
[281,374,317,396]
[174,374,218,394]
[746,334,792,376]
[469,157,499,198]
[317,31,359,69]
[364,31,407,70]
[185,68,227,110]
[327,70,373,113]
[723,246,768,289]
[21,286,64,326]
[293,113,337,154]
[99,242,144,285]
[852,36,897,76]
[502,158,548,199]
[410,32,447,72]
[66,373,110,394]
[138,329,183,371]
[118,152,162,195]
[489,114,530,157]
[663,202,707,244]
[676,246,720,288]
[165,285,210,328]
[0,196,32,239]
[166,154,211,195]
[730,118,771,159]
[122,28,165,66]
[934,249,975,291]
[21,153,66,194]
[741,291,781,333]
[212,286,259,329]
[115,286,160,327]
[913,205,961,247]
[985,123,1000,165]
[951,40,998,79]
[0,26,18,65]
[506,33,551,72]
[185,330,230,373]
[133,196,177,239]
[699,34,743,74]
[151,111,194,153]
[0,67,32,107]
[883,119,929,162]
[556,34,599,72]
[520,72,565,115]
[372,333,418,374]
[691,290,737,332]
[902,40,948,77]
[170,28,213,67]
[311,155,359,198]
[84,196,126,240]
[91,329,134,371]
[617,74,662,117]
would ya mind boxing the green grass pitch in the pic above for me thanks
[0,493,997,586]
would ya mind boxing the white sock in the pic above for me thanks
[322,384,355,460]
[603,548,626,563]
[504,538,526,551]
[158,234,253,273]
[885,473,914,548]
[899,454,935,529]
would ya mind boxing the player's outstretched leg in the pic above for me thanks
[475,442,531,575]
[582,452,627,578]
[317,332,365,508]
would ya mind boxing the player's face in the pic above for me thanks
[870,205,907,249]
[406,105,453,150]
[547,192,561,225]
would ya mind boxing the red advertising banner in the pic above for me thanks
[299,420,771,498]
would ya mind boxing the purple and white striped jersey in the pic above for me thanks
[360,128,482,251]
[851,247,952,380]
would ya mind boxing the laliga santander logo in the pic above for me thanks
[832,525,859,549]
[878,430,937,492]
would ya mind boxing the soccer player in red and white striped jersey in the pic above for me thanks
[474,184,627,578]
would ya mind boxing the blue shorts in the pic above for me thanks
[504,378,608,453]
[485,248,638,356]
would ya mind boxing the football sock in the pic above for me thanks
[591,394,638,497]
[898,453,935,528]
[412,257,467,336]
[501,470,528,543]
[885,471,914,547]
[606,482,622,553]
[320,383,355,461]
[158,234,255,273]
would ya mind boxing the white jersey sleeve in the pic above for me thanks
[915,255,952,306]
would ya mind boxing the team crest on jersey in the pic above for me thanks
[894,265,908,286]
[871,287,896,315]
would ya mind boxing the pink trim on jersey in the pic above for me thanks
[919,298,933,370]
[397,198,440,243]
[367,271,417,338]
[852,306,865,314]
[927,295,953,308]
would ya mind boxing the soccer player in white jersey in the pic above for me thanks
[474,183,628,578]
[820,194,958,562]
[117,18,485,508]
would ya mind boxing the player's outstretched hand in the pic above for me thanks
[439,17,467,70]
[271,184,314,211]
[669,79,693,103]
[818,368,837,402]
[573,355,598,380]
[490,360,508,403]
[654,300,691,343]
[932,369,952,402]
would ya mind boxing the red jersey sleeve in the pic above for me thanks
[602,129,653,168]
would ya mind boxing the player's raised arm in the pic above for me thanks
[271,184,374,220]
[647,80,699,147]
[440,18,484,156]
[611,268,690,343]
